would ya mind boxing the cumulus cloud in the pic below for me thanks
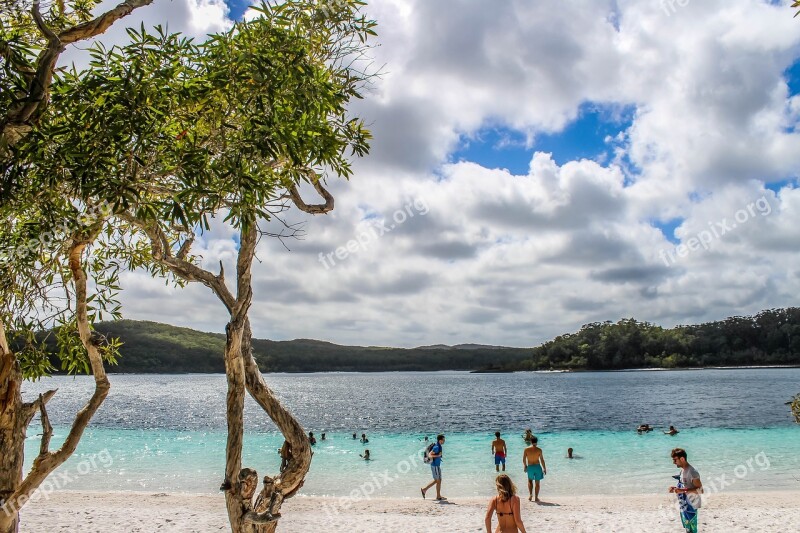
[95,0,800,347]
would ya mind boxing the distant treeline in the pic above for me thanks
[525,308,800,370]
[87,321,531,373]
[34,308,800,373]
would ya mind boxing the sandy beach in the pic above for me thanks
[18,490,800,532]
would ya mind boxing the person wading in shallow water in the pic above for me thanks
[485,474,527,533]
[492,432,507,472]
[522,436,546,502]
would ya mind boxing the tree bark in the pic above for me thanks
[0,232,109,532]
[222,319,247,530]
[126,215,314,531]
[1,0,156,164]
[0,324,23,533]
[239,319,311,533]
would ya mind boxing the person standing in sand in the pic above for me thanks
[421,434,446,500]
[485,474,527,533]
[522,436,546,502]
[492,432,507,472]
[668,448,702,533]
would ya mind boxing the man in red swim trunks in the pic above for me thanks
[492,432,507,472]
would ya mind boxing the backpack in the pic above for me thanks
[422,442,435,464]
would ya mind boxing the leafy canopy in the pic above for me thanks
[2,0,376,378]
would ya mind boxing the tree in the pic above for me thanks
[10,1,375,531]
[1,0,156,172]
[0,193,126,532]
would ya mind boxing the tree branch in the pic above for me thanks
[31,2,58,42]
[2,0,156,155]
[286,178,335,214]
[58,0,157,45]
[120,213,236,313]
[241,319,311,512]
[22,389,57,428]
[4,226,111,514]
[38,393,53,455]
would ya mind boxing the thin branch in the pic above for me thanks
[22,388,57,428]
[31,1,58,42]
[38,393,53,455]
[286,178,334,214]
[176,235,194,261]
[59,0,157,45]
[120,213,236,312]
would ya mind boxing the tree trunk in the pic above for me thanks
[126,217,313,532]
[222,319,247,531]
[0,235,109,531]
[239,320,311,533]
[0,333,23,533]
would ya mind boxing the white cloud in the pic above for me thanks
[96,0,800,347]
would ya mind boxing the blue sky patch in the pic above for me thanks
[783,59,800,97]
[226,0,252,21]
[452,103,635,175]
[652,218,683,245]
[765,178,797,194]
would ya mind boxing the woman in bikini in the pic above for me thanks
[484,474,527,533]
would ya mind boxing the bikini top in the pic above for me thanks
[496,496,515,517]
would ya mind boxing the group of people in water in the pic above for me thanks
[278,431,371,472]
[637,423,680,435]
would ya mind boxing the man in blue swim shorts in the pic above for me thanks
[421,434,446,500]
[523,436,546,502]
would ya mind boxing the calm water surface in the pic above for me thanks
[21,370,800,497]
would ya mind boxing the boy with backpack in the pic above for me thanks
[420,434,446,500]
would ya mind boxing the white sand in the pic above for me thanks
[18,490,800,532]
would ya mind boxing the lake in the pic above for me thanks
[20,369,800,497]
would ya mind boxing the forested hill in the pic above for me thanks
[89,321,531,373]
[525,308,800,370]
[80,308,800,373]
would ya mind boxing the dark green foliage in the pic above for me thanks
[527,308,800,370]
[68,320,531,373]
[34,307,800,373]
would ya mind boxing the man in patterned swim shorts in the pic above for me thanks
[669,448,703,533]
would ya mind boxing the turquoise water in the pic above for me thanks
[20,370,800,498]
[23,427,800,497]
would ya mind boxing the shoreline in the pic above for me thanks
[20,490,800,532]
[40,364,800,375]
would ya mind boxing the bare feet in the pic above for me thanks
[528,495,532,501]
[420,488,426,499]
[535,498,541,503]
